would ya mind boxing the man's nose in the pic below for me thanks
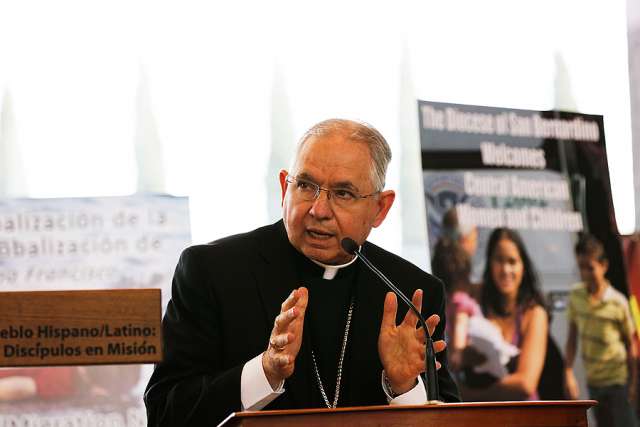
[309,189,334,219]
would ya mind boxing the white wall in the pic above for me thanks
[0,0,635,270]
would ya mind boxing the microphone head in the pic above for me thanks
[341,237,359,255]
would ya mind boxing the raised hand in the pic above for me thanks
[262,287,309,390]
[378,289,446,395]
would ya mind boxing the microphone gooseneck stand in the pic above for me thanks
[341,237,440,402]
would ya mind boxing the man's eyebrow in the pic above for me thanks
[296,172,359,191]
[296,172,317,182]
[332,181,358,191]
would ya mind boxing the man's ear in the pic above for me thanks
[372,190,395,228]
[279,170,289,205]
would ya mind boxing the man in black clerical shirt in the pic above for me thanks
[144,119,460,426]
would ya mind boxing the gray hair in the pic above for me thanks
[292,119,392,191]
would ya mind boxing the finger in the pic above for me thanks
[415,327,427,343]
[289,287,308,338]
[295,287,309,312]
[426,314,440,337]
[436,360,442,370]
[274,306,298,331]
[269,332,292,349]
[280,289,298,313]
[272,353,290,367]
[402,289,423,326]
[417,347,426,361]
[381,292,398,329]
[433,340,446,353]
[280,286,309,313]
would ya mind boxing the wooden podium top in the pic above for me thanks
[219,400,596,427]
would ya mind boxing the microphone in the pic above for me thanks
[341,237,440,402]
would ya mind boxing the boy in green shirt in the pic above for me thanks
[565,234,637,427]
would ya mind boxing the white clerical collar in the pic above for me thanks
[310,255,359,280]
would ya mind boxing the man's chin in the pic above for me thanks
[301,246,348,265]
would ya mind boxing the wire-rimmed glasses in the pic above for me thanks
[285,175,379,209]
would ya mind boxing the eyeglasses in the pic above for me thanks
[285,175,379,208]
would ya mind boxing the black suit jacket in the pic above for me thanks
[144,221,459,426]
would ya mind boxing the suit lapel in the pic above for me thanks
[251,220,313,407]
[252,221,298,327]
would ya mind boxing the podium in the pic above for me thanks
[219,400,596,427]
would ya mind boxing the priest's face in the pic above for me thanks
[279,133,395,265]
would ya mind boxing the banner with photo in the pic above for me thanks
[0,195,190,426]
[419,100,625,295]
[418,100,626,400]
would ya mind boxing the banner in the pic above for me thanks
[419,101,625,400]
[0,195,190,426]
[419,101,625,294]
